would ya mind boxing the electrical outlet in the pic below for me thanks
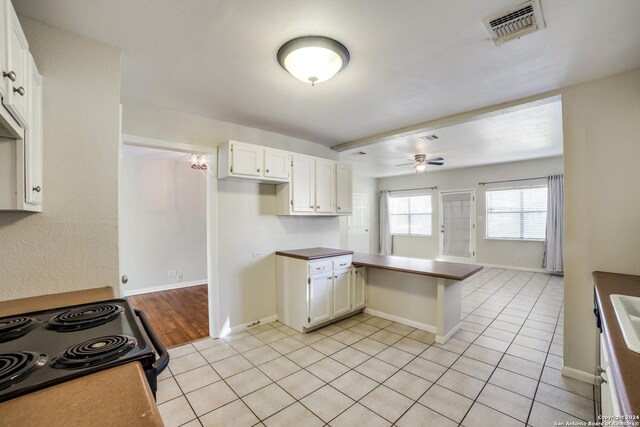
[253,251,262,259]
[177,274,183,281]
[168,270,177,277]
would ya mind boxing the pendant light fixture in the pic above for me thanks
[277,36,350,86]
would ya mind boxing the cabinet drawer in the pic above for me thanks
[333,256,352,271]
[309,261,332,275]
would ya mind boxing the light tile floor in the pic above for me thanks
[156,268,595,426]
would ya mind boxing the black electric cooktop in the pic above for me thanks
[0,299,167,403]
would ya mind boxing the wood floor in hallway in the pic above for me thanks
[128,284,209,348]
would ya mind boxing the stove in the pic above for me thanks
[0,299,169,402]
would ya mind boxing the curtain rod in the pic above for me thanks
[380,186,437,193]
[478,176,548,186]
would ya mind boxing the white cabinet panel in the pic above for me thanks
[264,148,290,181]
[315,159,335,214]
[231,141,262,177]
[292,155,315,212]
[309,272,332,325]
[333,270,351,317]
[336,163,353,214]
[353,267,366,310]
[3,1,29,128]
[25,55,42,206]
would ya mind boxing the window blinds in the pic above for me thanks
[486,187,547,240]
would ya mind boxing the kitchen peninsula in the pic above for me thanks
[276,248,482,344]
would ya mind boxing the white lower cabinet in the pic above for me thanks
[599,334,621,417]
[277,254,365,333]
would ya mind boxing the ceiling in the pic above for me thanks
[341,98,563,177]
[14,0,640,146]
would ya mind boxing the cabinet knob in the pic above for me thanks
[337,206,341,210]
[32,186,41,193]
[3,71,16,82]
[266,169,270,173]
[316,205,320,209]
[13,86,25,96]
[257,168,261,172]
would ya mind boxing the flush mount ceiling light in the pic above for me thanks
[277,36,350,86]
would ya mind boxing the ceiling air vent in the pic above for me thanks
[482,0,545,46]
[419,134,439,141]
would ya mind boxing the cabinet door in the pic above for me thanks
[336,163,353,214]
[264,148,290,181]
[333,269,351,317]
[25,55,42,206]
[315,159,335,214]
[231,142,262,177]
[292,155,314,212]
[3,1,29,128]
[309,273,332,325]
[353,267,366,310]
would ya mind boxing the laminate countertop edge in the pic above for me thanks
[593,271,640,416]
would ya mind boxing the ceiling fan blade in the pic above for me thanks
[427,161,444,166]
[395,162,415,167]
[426,157,444,162]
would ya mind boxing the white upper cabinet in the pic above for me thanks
[230,141,262,177]
[315,159,335,214]
[218,140,291,183]
[336,163,353,214]
[291,154,315,212]
[25,55,42,206]
[263,148,290,181]
[3,0,29,128]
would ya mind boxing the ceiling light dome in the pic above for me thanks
[277,36,350,86]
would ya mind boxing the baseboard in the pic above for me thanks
[562,365,599,385]
[364,308,437,334]
[477,263,554,274]
[123,280,207,297]
[435,323,461,344]
[222,314,279,337]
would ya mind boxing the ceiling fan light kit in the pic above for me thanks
[277,36,350,86]
[395,154,445,173]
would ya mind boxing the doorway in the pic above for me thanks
[439,190,476,263]
[348,193,370,253]
[119,134,220,344]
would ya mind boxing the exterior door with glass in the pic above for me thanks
[439,190,476,263]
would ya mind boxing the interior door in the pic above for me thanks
[348,193,370,253]
[439,190,476,263]
[309,272,332,325]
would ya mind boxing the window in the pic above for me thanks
[486,187,548,240]
[389,194,432,236]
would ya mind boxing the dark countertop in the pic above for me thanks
[352,253,483,281]
[593,271,640,416]
[276,247,354,260]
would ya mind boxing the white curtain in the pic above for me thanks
[379,190,392,255]
[543,174,564,272]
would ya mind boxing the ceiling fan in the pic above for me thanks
[395,154,444,172]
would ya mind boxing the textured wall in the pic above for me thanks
[0,18,122,301]
[377,156,564,269]
[121,98,340,330]
[562,68,640,377]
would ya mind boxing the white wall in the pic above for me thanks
[120,145,207,294]
[562,68,640,378]
[0,18,122,301]
[121,98,340,330]
[378,156,564,270]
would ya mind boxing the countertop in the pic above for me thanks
[593,271,640,416]
[352,253,483,281]
[0,362,163,427]
[0,286,114,317]
[276,247,354,260]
